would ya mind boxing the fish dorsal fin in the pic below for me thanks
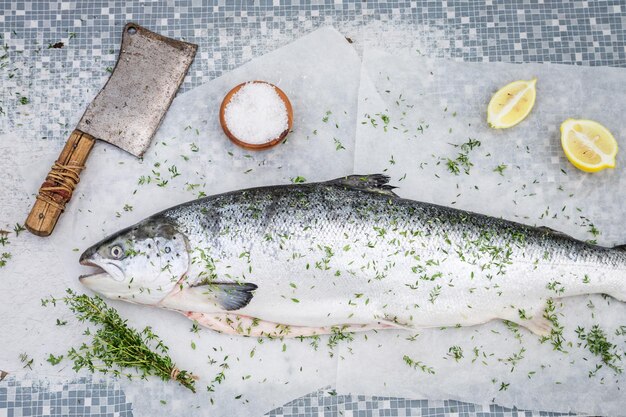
[614,244,626,251]
[328,174,398,197]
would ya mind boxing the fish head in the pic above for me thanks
[79,218,189,305]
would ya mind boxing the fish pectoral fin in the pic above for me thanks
[327,174,398,197]
[189,282,258,311]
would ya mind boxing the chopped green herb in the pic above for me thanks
[493,164,507,176]
[327,326,354,352]
[333,138,345,151]
[13,223,25,236]
[539,299,566,352]
[46,353,63,366]
[168,165,180,178]
[460,138,481,152]
[428,285,442,303]
[576,325,623,375]
[447,346,464,362]
[446,158,460,175]
[19,353,33,370]
[205,355,229,393]
[0,252,11,268]
[403,355,435,374]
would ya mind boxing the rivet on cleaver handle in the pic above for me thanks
[25,23,197,237]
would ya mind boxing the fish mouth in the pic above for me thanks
[79,258,124,282]
[78,266,108,282]
[79,257,105,279]
[78,259,127,298]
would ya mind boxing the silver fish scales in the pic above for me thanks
[80,175,626,337]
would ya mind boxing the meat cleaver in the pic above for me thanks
[25,23,197,236]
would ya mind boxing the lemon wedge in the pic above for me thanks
[487,79,537,129]
[560,119,618,172]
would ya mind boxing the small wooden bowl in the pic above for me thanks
[219,81,293,151]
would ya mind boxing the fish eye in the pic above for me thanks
[110,245,124,259]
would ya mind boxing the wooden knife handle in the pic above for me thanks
[25,129,96,237]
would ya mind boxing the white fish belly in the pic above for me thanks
[219,245,626,330]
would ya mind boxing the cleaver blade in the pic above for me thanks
[77,23,197,157]
[25,23,197,237]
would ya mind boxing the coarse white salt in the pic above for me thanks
[224,82,289,145]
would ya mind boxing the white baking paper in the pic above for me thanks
[336,49,626,415]
[0,26,361,416]
[3,28,626,417]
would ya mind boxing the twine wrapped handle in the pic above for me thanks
[25,130,96,237]
[35,162,85,210]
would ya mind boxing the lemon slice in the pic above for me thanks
[487,79,537,129]
[560,119,618,172]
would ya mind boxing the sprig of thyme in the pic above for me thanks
[403,355,435,374]
[42,290,197,392]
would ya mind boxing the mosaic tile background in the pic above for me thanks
[1,0,626,141]
[1,0,625,416]
[1,379,578,417]
[267,388,577,417]
[0,377,131,417]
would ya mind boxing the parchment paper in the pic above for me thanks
[0,27,360,416]
[337,49,626,415]
[3,28,626,417]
